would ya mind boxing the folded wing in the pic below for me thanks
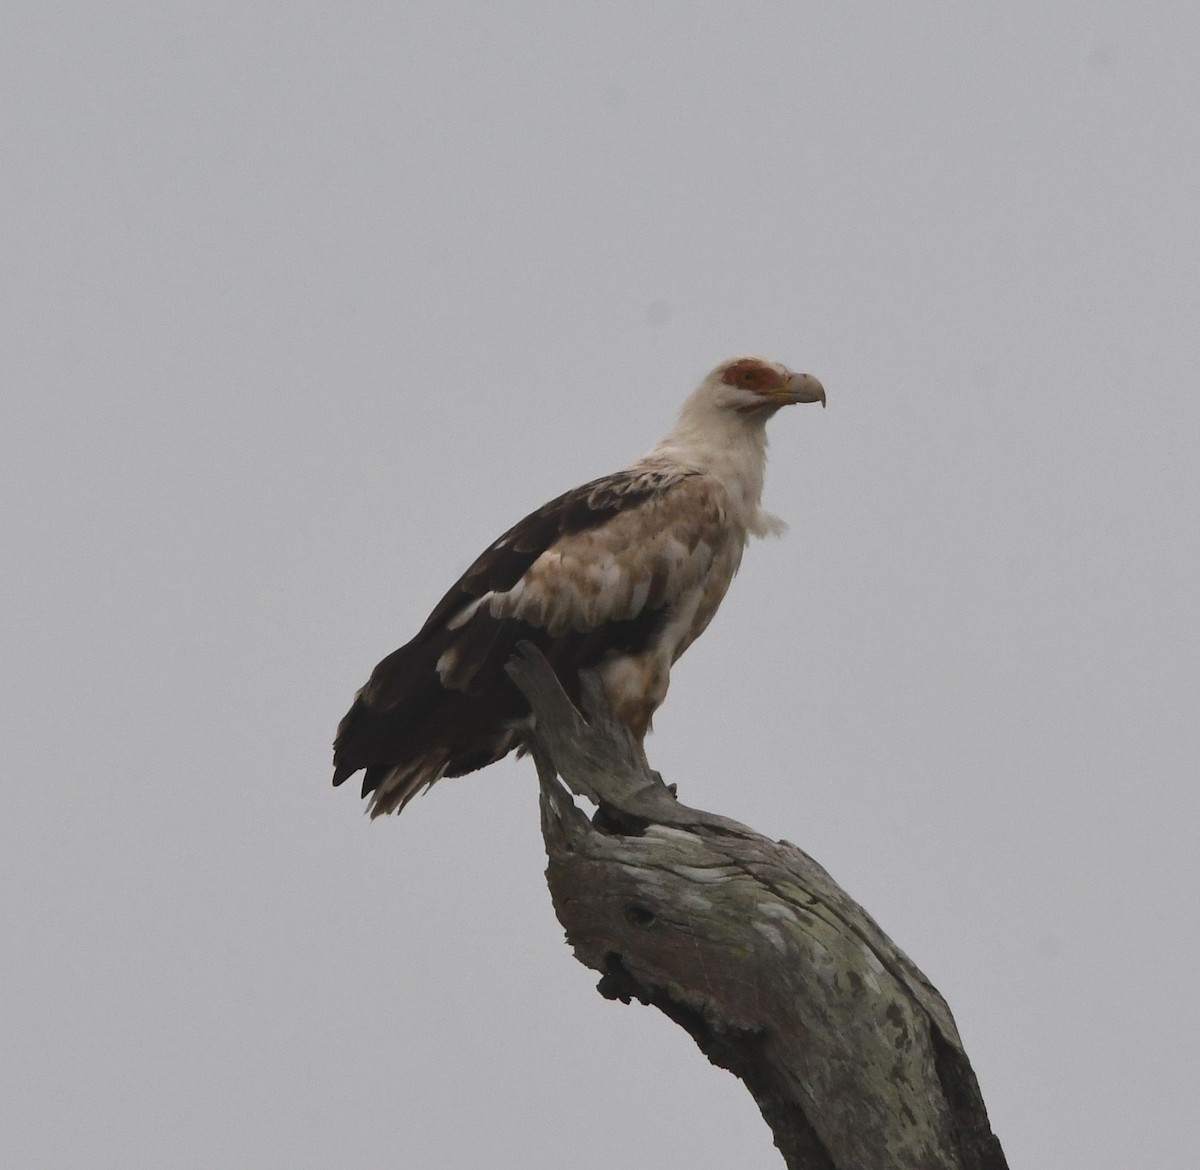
[333,466,730,816]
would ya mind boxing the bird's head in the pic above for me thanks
[706,356,826,417]
[656,355,825,465]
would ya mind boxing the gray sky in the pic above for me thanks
[4,3,1198,1167]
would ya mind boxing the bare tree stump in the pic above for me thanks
[505,643,1008,1170]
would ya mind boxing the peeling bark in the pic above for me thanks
[505,643,1007,1170]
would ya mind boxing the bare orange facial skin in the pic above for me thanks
[720,358,786,394]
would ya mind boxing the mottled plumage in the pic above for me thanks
[334,356,824,816]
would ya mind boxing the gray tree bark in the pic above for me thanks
[505,643,1008,1170]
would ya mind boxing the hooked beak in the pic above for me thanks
[782,371,826,408]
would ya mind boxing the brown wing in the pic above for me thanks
[332,466,722,808]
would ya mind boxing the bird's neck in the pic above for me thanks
[644,407,770,527]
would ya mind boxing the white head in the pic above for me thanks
[668,355,825,446]
[694,355,824,417]
[648,356,825,512]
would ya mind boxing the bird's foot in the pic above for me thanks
[649,769,677,798]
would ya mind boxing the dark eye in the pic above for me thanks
[739,370,757,386]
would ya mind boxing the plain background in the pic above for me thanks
[4,4,1197,1167]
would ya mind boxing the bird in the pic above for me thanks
[333,355,825,816]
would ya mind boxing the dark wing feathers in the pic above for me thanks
[333,468,698,796]
[418,469,689,635]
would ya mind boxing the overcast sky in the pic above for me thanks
[4,3,1198,1168]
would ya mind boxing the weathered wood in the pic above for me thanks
[505,643,1007,1170]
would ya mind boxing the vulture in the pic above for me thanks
[334,355,824,815]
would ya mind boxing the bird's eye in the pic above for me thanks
[720,360,775,392]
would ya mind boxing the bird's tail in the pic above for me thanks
[361,753,451,818]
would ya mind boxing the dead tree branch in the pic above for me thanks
[505,642,1007,1170]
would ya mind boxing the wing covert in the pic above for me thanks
[487,474,731,635]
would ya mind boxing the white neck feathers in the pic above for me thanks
[641,390,773,533]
